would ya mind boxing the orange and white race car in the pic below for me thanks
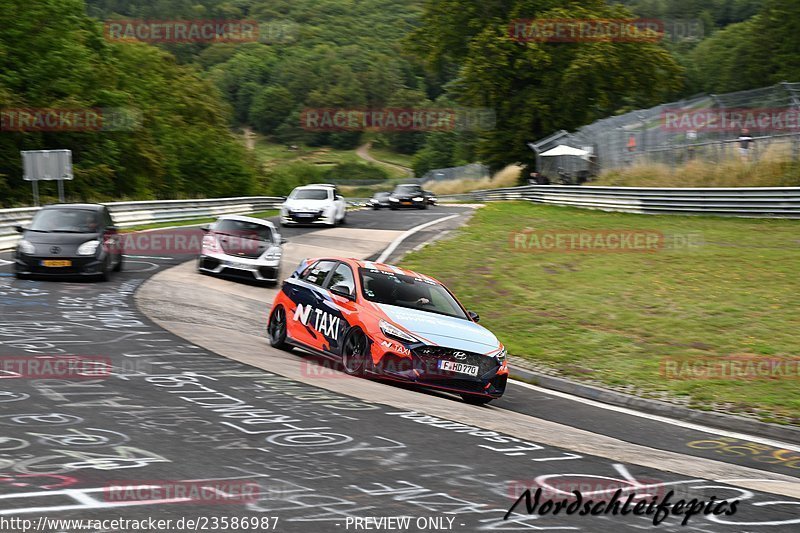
[267,257,508,404]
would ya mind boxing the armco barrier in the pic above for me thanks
[441,185,800,218]
[0,197,283,252]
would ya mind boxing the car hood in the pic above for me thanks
[376,303,500,352]
[23,231,100,245]
[284,199,330,210]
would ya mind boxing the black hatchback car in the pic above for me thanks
[14,204,123,280]
[388,184,428,209]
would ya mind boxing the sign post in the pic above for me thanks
[21,149,73,206]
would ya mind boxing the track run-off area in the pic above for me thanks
[0,205,798,532]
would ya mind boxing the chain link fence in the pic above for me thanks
[533,82,800,177]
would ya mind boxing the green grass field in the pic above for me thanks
[400,202,800,424]
[367,147,415,168]
[248,135,408,180]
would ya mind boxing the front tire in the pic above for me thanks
[342,328,369,376]
[113,253,123,272]
[97,257,111,282]
[268,305,293,351]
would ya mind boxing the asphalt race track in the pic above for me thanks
[0,205,798,532]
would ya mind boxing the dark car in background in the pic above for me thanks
[368,192,392,209]
[13,204,123,280]
[389,184,427,210]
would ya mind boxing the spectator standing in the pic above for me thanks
[738,128,753,160]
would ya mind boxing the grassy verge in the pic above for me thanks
[422,165,521,195]
[367,147,415,168]
[595,156,800,188]
[399,202,800,424]
[124,210,278,231]
[247,135,408,181]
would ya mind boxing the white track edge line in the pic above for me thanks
[509,378,800,452]
[376,214,460,263]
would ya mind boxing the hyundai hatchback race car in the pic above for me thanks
[267,258,508,404]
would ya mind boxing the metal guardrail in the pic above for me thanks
[0,197,284,252]
[440,185,800,218]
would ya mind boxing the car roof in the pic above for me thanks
[42,203,105,211]
[216,214,276,228]
[294,185,333,191]
[312,257,441,285]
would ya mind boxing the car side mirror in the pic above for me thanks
[468,311,480,322]
[200,225,210,233]
[336,195,343,200]
[14,225,24,233]
[280,238,287,245]
[330,284,354,300]
[106,226,118,232]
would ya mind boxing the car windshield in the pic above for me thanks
[291,189,329,200]
[358,268,467,319]
[29,208,101,233]
[394,186,422,195]
[213,219,273,242]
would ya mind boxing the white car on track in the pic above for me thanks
[280,185,347,227]
[197,215,285,285]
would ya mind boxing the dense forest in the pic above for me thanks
[1,0,799,205]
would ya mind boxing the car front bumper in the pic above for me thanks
[14,254,106,277]
[389,199,426,208]
[198,252,280,282]
[281,211,334,225]
[368,338,509,398]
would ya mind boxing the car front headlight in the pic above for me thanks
[77,240,101,256]
[379,319,419,343]
[18,239,35,255]
[413,197,424,202]
[264,247,282,261]
[496,348,507,363]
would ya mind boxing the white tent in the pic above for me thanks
[539,145,590,159]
